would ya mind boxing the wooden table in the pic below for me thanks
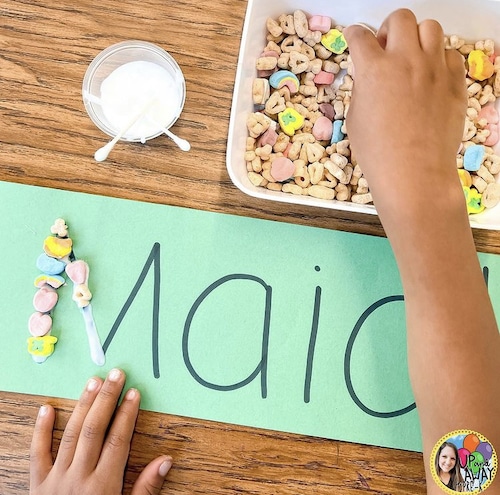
[1,1,498,493]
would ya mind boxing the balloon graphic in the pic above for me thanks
[458,448,470,468]
[467,451,485,475]
[476,442,493,462]
[464,433,481,453]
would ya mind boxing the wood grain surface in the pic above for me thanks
[1,0,496,493]
[0,390,426,495]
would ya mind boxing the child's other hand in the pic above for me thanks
[30,369,172,495]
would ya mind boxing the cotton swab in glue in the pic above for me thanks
[94,98,156,162]
[162,126,191,151]
[65,256,105,366]
[81,304,105,366]
[147,116,191,151]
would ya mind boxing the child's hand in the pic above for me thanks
[30,369,172,495]
[344,9,467,222]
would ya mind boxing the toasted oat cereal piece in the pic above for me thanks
[307,184,336,200]
[293,10,308,38]
[279,14,296,35]
[351,193,373,204]
[282,183,304,195]
[267,17,283,37]
[252,78,270,105]
[247,113,270,138]
[248,171,267,187]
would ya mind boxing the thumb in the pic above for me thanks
[130,455,173,495]
[343,23,381,66]
[30,404,56,488]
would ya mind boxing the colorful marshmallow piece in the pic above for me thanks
[278,108,304,136]
[463,144,485,172]
[257,127,279,148]
[484,123,500,147]
[65,260,89,285]
[312,116,333,141]
[269,70,300,94]
[33,287,58,313]
[50,218,68,237]
[34,273,66,289]
[463,186,485,214]
[28,312,53,337]
[43,235,73,259]
[319,103,335,121]
[36,253,67,275]
[27,335,58,361]
[458,169,472,188]
[308,15,331,33]
[467,50,495,81]
[331,120,345,144]
[313,71,335,85]
[321,29,347,54]
[478,104,499,124]
[270,156,295,182]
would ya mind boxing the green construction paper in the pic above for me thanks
[1,180,499,452]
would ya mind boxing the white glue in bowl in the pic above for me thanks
[226,0,500,229]
[82,40,186,143]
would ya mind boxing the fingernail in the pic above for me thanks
[86,377,100,392]
[108,368,122,382]
[159,457,173,477]
[38,405,49,418]
[125,388,138,400]
[350,22,377,34]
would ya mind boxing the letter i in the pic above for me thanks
[304,266,322,404]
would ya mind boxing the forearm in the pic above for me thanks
[343,13,500,492]
[381,183,500,490]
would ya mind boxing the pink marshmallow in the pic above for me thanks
[308,15,331,33]
[65,260,89,284]
[312,116,333,141]
[484,123,500,146]
[257,127,278,147]
[271,156,295,182]
[478,104,499,124]
[257,68,276,78]
[314,71,335,85]
[29,312,53,337]
[33,287,58,313]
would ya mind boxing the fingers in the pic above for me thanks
[72,368,126,471]
[130,456,173,495]
[446,47,467,75]
[343,23,382,67]
[30,404,56,488]
[53,376,103,469]
[377,8,419,52]
[418,19,445,55]
[347,10,450,64]
[96,387,141,477]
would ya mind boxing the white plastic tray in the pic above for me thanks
[227,0,500,229]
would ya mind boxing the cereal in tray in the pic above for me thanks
[245,10,500,213]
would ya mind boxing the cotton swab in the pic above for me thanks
[94,99,155,162]
[161,126,191,151]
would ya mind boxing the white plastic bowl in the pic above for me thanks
[227,0,500,229]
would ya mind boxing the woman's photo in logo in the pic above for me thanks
[431,430,497,493]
